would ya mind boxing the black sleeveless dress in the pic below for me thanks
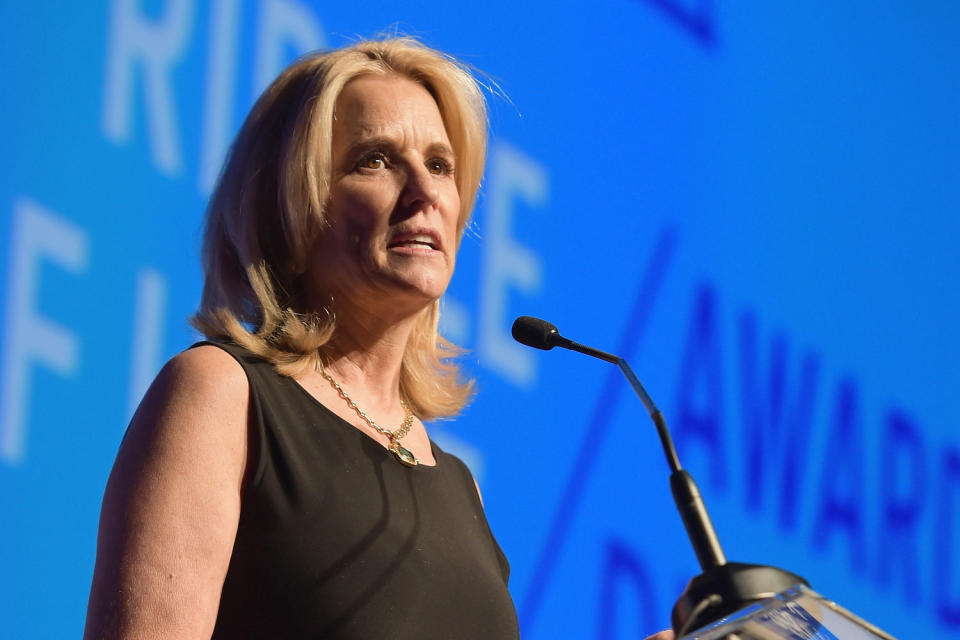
[201,342,519,640]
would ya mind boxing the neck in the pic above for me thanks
[320,303,427,409]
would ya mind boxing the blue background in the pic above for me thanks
[1,1,958,638]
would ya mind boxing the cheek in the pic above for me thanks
[331,188,390,241]
[441,182,461,224]
[446,199,462,250]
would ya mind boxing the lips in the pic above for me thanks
[387,229,442,251]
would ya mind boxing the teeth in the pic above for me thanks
[394,234,436,248]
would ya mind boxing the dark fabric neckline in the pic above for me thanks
[285,373,443,471]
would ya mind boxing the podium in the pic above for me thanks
[678,584,896,639]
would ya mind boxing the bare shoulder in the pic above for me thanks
[83,345,251,639]
[117,344,250,470]
[153,343,249,407]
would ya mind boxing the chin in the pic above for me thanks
[383,265,451,299]
[390,277,450,307]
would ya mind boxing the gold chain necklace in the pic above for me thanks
[318,365,419,467]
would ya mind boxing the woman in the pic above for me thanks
[83,38,518,639]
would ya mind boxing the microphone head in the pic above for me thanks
[512,316,562,350]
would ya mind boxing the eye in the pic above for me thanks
[355,151,388,171]
[427,157,454,176]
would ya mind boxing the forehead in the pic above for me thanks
[332,74,449,143]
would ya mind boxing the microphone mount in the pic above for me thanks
[513,316,682,474]
[512,315,809,636]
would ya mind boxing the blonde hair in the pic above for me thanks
[191,38,488,419]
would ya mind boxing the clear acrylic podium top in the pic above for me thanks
[680,585,896,640]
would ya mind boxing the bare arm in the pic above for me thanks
[83,346,249,640]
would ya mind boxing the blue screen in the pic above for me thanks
[1,1,958,638]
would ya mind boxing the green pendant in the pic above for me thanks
[392,443,418,467]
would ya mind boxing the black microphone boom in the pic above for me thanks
[513,316,683,473]
[512,315,720,566]
[511,315,811,636]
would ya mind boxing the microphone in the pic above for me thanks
[511,316,565,351]
[513,316,616,363]
[512,315,809,636]
[512,315,719,561]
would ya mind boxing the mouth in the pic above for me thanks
[387,229,442,252]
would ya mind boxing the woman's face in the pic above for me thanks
[313,74,461,318]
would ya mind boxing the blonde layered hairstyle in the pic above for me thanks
[191,38,488,419]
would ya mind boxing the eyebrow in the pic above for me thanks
[342,136,455,160]
[425,141,456,159]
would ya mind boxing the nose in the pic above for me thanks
[400,164,440,211]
